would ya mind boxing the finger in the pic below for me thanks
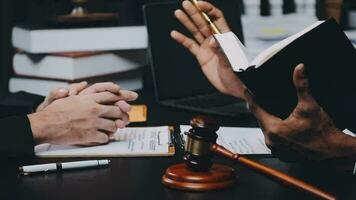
[120,112,130,125]
[115,100,132,113]
[293,64,314,102]
[96,118,117,133]
[244,88,278,124]
[182,0,212,37]
[90,131,110,144]
[92,92,120,104]
[79,82,120,95]
[46,87,69,104]
[98,105,123,119]
[69,81,88,96]
[174,9,205,43]
[208,37,219,49]
[115,117,129,128]
[171,30,199,55]
[197,1,230,33]
[37,88,69,111]
[107,131,116,138]
[50,87,69,99]
[118,90,138,101]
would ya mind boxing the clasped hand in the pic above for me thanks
[28,82,138,146]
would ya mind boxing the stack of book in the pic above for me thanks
[10,25,148,96]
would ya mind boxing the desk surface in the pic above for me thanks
[1,91,355,200]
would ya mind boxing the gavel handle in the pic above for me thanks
[211,144,336,200]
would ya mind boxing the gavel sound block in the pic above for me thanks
[162,116,336,200]
[162,116,236,191]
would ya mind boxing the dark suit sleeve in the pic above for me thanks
[0,91,44,158]
[0,91,44,118]
[0,115,35,158]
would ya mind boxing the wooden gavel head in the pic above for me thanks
[183,115,219,172]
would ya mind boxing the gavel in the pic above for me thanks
[162,116,336,200]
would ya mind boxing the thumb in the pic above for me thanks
[47,88,69,103]
[293,64,313,102]
[36,88,69,112]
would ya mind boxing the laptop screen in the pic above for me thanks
[144,0,244,101]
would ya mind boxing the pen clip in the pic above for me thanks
[172,131,186,150]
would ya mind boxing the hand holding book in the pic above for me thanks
[245,64,356,161]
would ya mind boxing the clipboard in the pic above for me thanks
[35,126,176,158]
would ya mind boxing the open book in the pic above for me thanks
[214,18,356,131]
[215,20,324,71]
[35,126,175,158]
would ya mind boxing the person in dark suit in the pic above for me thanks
[170,0,356,161]
[0,81,137,159]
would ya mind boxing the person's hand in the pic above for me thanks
[36,81,88,112]
[245,64,356,161]
[28,92,133,146]
[36,82,138,115]
[76,82,138,116]
[171,0,245,98]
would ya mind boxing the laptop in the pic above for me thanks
[143,0,249,117]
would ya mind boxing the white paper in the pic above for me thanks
[214,20,323,71]
[214,32,251,71]
[35,126,171,157]
[343,129,356,137]
[180,125,271,155]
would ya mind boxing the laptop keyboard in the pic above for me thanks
[163,93,249,117]
[176,93,242,108]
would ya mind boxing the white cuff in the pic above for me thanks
[353,162,356,176]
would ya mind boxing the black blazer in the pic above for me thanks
[0,92,43,159]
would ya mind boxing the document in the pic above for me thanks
[35,126,174,158]
[180,125,271,155]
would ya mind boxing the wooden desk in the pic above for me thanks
[1,90,355,200]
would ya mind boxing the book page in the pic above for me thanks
[214,32,251,71]
[35,126,172,157]
[180,125,271,155]
[214,21,324,71]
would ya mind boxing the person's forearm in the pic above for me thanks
[350,138,356,157]
[28,112,50,145]
[0,115,35,158]
[335,130,356,158]
[0,91,44,118]
[343,133,356,157]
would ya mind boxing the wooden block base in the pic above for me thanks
[162,163,236,191]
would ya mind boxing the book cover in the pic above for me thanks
[13,50,147,80]
[12,25,148,53]
[9,69,143,96]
